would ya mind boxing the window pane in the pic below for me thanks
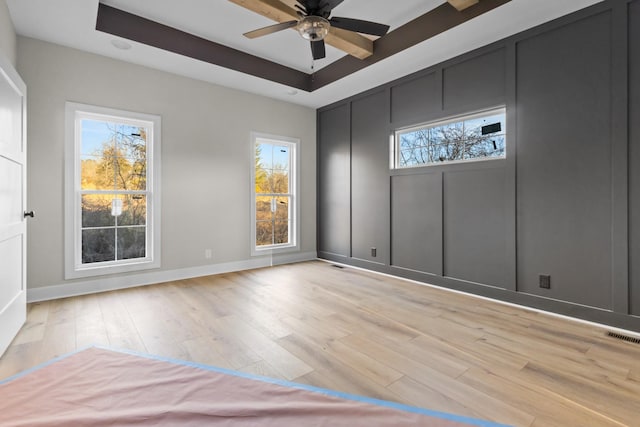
[81,119,147,191]
[121,157,147,191]
[275,196,289,220]
[82,194,115,227]
[256,196,273,222]
[255,167,271,194]
[269,170,289,194]
[256,220,273,246]
[82,228,115,263]
[81,156,101,190]
[256,143,273,169]
[274,221,289,244]
[395,108,506,168]
[80,119,112,157]
[119,195,147,226]
[117,227,146,260]
[272,145,289,171]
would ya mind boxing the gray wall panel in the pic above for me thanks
[391,173,442,274]
[443,48,506,112]
[630,0,640,315]
[351,90,389,263]
[390,72,439,127]
[516,12,613,309]
[318,104,351,257]
[443,167,507,288]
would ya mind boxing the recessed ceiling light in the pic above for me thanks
[286,89,298,96]
[111,39,132,50]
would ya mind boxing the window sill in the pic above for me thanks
[251,244,299,257]
[64,258,161,280]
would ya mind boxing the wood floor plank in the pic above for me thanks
[340,333,469,380]
[39,320,76,361]
[180,335,235,369]
[518,361,640,425]
[387,376,483,421]
[281,333,403,402]
[97,291,147,352]
[214,315,313,380]
[10,301,49,346]
[459,366,622,427]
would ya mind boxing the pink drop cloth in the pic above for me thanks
[0,347,509,426]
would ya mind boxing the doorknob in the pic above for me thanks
[24,211,34,218]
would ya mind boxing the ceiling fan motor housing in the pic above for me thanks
[297,16,331,41]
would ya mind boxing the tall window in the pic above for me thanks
[394,107,506,168]
[251,132,298,254]
[65,103,161,278]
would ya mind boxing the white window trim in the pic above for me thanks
[64,102,161,279]
[250,131,300,256]
[393,107,506,169]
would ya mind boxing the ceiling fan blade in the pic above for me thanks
[322,0,345,11]
[329,17,390,37]
[243,20,298,39]
[311,40,326,60]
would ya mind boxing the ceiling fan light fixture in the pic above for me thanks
[297,16,331,41]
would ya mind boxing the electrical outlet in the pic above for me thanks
[205,249,212,259]
[371,247,377,257]
[539,275,551,289]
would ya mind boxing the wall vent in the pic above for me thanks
[606,331,640,344]
[332,264,345,269]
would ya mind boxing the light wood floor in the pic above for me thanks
[1,261,639,426]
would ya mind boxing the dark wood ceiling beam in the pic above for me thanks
[95,1,512,94]
[310,0,511,91]
[228,0,374,59]
[95,3,311,91]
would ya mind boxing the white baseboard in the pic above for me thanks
[27,251,317,303]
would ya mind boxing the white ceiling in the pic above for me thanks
[7,0,602,108]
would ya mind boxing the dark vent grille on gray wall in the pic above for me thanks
[606,331,640,344]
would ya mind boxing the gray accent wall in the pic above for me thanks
[391,172,442,275]
[351,90,389,265]
[515,11,613,309]
[317,0,640,331]
[630,0,640,315]
[443,167,508,289]
[318,104,350,259]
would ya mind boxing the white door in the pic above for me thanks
[0,53,27,357]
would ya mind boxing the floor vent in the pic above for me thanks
[332,265,345,269]
[606,331,640,344]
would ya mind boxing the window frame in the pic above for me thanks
[392,107,506,169]
[64,102,161,279]
[250,132,300,256]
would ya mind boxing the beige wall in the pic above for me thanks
[18,36,316,291]
[0,0,16,65]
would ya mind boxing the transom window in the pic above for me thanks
[251,132,298,254]
[65,103,161,278]
[394,108,506,168]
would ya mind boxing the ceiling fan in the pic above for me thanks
[242,0,390,60]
